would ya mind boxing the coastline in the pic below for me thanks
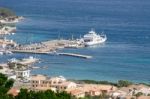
[73,79,150,87]
[0,1,150,99]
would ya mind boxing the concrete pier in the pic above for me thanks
[11,50,51,54]
[57,52,92,59]
[9,39,92,59]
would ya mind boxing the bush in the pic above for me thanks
[117,80,132,87]
[0,7,15,17]
[78,80,117,86]
[0,66,3,69]
[135,92,143,97]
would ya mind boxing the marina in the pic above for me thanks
[8,38,93,59]
[8,56,39,65]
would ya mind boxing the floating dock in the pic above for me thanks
[57,52,92,59]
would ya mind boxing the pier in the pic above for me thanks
[11,50,51,54]
[57,52,92,59]
[8,39,92,59]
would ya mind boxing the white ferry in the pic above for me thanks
[83,29,107,46]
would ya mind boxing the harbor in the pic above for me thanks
[8,39,93,59]
[7,29,107,59]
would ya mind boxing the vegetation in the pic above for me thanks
[78,80,132,87]
[0,73,14,98]
[0,66,3,69]
[79,92,110,99]
[77,80,117,86]
[135,92,143,97]
[15,89,72,99]
[139,83,150,87]
[117,80,132,87]
[0,7,15,18]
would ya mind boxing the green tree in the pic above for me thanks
[0,73,14,98]
[0,7,15,17]
[5,79,14,89]
[135,92,143,97]
[117,80,132,87]
[0,73,7,86]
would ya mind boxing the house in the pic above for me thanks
[87,89,101,96]
[67,89,85,98]
[30,74,49,90]
[7,74,17,80]
[15,68,30,79]
[30,75,74,91]
[137,96,150,99]
[55,81,77,91]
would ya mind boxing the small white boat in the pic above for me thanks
[4,51,13,54]
[22,56,39,61]
[8,58,19,63]
[20,56,39,65]
[83,29,107,46]
[11,33,15,35]
[0,52,3,55]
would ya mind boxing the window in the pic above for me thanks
[64,87,67,89]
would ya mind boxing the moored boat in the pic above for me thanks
[83,29,107,46]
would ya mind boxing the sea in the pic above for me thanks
[0,0,150,83]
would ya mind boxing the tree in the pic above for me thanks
[5,79,14,89]
[135,92,143,97]
[15,89,73,99]
[0,73,7,86]
[117,80,132,87]
[0,7,15,17]
[0,73,14,98]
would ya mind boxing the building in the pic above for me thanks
[15,68,30,79]
[68,89,85,98]
[54,81,77,91]
[49,76,66,85]
[30,75,76,91]
[87,89,101,96]
[30,74,50,90]
[7,74,17,80]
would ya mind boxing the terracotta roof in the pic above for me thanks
[7,88,20,96]
[31,75,47,80]
[138,96,150,99]
[68,89,84,95]
[59,81,76,87]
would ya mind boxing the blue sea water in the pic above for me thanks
[0,0,150,83]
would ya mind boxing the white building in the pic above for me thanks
[15,69,30,79]
[55,81,77,91]
[50,76,66,84]
[7,74,17,80]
